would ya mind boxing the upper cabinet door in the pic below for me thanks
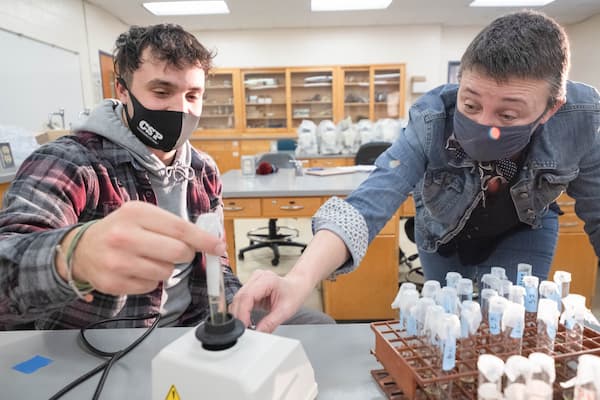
[341,67,371,123]
[197,70,241,134]
[371,65,406,121]
[242,69,289,132]
[289,68,334,129]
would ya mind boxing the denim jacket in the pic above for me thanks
[314,81,600,271]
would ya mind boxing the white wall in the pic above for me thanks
[567,13,600,91]
[0,0,125,113]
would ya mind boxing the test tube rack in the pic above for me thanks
[370,319,600,399]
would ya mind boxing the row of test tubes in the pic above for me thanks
[478,353,600,400]
[391,264,599,398]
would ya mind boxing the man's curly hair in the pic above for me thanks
[113,24,214,85]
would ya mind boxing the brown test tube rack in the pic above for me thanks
[370,319,600,399]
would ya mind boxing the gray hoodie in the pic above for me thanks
[75,99,195,326]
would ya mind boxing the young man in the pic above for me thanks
[0,24,332,329]
[231,10,600,332]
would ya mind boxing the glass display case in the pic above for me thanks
[289,69,334,128]
[198,71,238,132]
[242,70,288,131]
[342,68,371,123]
[373,67,404,121]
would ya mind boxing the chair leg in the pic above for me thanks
[270,244,280,266]
[238,242,274,260]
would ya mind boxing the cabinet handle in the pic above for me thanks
[557,201,575,206]
[224,205,244,211]
[559,222,578,227]
[280,204,304,211]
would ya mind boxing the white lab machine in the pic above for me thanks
[151,323,318,400]
[152,213,317,400]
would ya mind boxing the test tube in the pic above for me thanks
[536,298,560,354]
[422,280,441,299]
[399,281,417,294]
[396,288,419,332]
[480,288,498,322]
[491,266,507,281]
[516,262,532,286]
[554,270,572,305]
[437,286,459,315]
[573,355,600,400]
[424,304,445,348]
[457,278,474,302]
[502,302,525,355]
[508,285,526,306]
[503,355,532,400]
[560,294,587,351]
[414,297,436,336]
[196,213,227,325]
[445,271,462,289]
[526,352,555,400]
[499,279,513,299]
[539,280,562,312]
[523,275,540,314]
[439,313,461,372]
[459,300,482,383]
[488,295,508,352]
[481,274,501,293]
[477,354,504,400]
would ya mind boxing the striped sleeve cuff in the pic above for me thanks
[312,196,369,276]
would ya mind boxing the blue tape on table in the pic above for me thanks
[12,355,53,374]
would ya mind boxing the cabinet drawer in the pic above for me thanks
[556,193,575,213]
[191,140,239,152]
[558,213,585,234]
[308,157,352,168]
[261,197,321,217]
[223,198,261,217]
[240,140,272,155]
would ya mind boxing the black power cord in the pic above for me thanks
[48,312,161,400]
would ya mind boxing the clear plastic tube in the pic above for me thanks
[526,353,555,400]
[553,270,572,312]
[539,280,562,313]
[491,266,507,281]
[500,279,512,299]
[445,271,462,289]
[422,280,441,299]
[480,288,498,322]
[522,275,540,313]
[573,355,600,400]
[508,285,526,306]
[502,302,525,355]
[437,286,459,315]
[504,355,532,400]
[536,298,560,354]
[457,278,474,303]
[516,263,532,287]
[477,354,504,400]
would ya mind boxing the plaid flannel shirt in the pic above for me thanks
[0,131,241,329]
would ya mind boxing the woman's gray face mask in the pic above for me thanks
[453,108,547,162]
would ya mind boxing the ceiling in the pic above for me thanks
[86,0,600,31]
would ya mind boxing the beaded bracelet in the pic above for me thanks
[56,220,97,302]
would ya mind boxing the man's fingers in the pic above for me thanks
[113,202,227,256]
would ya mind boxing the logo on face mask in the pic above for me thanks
[138,120,164,143]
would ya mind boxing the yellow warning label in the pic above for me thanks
[164,384,181,400]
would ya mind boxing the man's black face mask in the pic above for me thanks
[119,78,200,152]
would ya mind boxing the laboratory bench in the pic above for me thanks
[0,323,383,400]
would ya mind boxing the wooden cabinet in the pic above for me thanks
[340,67,371,123]
[242,69,289,132]
[549,194,598,307]
[198,70,242,133]
[194,63,406,137]
[0,182,9,208]
[190,139,240,173]
[289,68,335,129]
[372,66,406,121]
[299,156,353,168]
[322,211,400,321]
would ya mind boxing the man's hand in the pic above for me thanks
[55,201,227,295]
[229,269,311,333]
